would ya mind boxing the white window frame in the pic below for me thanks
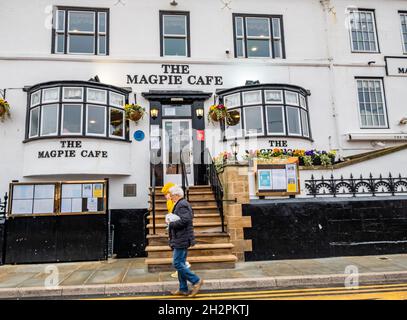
[243,105,264,137]
[285,91,300,106]
[109,92,125,108]
[42,87,60,104]
[356,79,388,129]
[86,104,106,137]
[31,90,41,107]
[63,87,84,102]
[243,90,262,105]
[400,12,407,54]
[235,17,245,58]
[162,14,188,57]
[265,90,283,104]
[108,107,125,139]
[224,93,241,108]
[87,88,107,104]
[266,106,286,135]
[29,107,40,138]
[348,10,379,53]
[300,109,310,138]
[299,95,307,109]
[55,10,66,54]
[67,11,96,55]
[61,104,83,136]
[40,104,59,137]
[271,18,283,58]
[245,17,272,58]
[286,106,302,136]
[97,12,107,55]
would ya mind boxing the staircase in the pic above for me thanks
[145,185,238,272]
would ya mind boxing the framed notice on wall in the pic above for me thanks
[255,158,301,197]
[8,180,108,218]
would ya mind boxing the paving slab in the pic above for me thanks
[86,268,128,285]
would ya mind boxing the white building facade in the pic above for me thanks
[1,0,407,212]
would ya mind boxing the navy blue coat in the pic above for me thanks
[168,198,196,249]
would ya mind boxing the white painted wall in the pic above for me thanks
[1,0,407,209]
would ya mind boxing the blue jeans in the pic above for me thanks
[173,248,200,293]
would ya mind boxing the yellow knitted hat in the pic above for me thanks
[161,182,176,195]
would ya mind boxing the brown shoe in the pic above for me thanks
[189,279,204,297]
[170,289,189,296]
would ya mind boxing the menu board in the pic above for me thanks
[61,183,104,213]
[256,158,300,195]
[11,184,55,215]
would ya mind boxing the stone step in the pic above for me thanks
[149,206,219,215]
[147,232,231,246]
[150,193,216,201]
[147,213,222,224]
[145,254,238,272]
[145,243,234,258]
[147,222,226,234]
[148,200,218,209]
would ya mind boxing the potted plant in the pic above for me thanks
[124,103,145,123]
[208,104,228,124]
[0,98,11,122]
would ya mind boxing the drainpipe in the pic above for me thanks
[320,0,344,159]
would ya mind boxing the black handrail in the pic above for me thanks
[151,164,157,235]
[180,150,190,200]
[205,149,225,233]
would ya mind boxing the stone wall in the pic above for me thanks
[219,162,252,261]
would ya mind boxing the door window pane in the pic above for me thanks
[163,15,186,35]
[244,106,263,136]
[63,87,83,101]
[246,18,270,37]
[87,105,106,135]
[30,107,40,138]
[68,35,94,54]
[68,11,95,32]
[164,121,192,174]
[265,90,283,104]
[266,106,285,134]
[42,88,60,103]
[287,107,301,135]
[243,91,262,105]
[62,104,82,134]
[247,39,271,57]
[109,92,125,107]
[41,104,58,136]
[164,38,187,56]
[87,88,107,104]
[110,108,124,138]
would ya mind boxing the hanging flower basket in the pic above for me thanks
[0,99,11,122]
[208,104,228,124]
[226,110,241,126]
[124,104,145,123]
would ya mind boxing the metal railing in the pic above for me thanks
[305,173,407,197]
[205,149,225,233]
[180,150,190,200]
[151,164,157,234]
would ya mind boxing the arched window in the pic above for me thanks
[25,81,130,142]
[218,84,311,140]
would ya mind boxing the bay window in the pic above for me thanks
[219,84,311,140]
[25,81,130,141]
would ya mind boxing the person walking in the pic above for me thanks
[167,185,203,297]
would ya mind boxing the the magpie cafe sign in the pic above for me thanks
[126,64,223,86]
[385,56,407,77]
[38,141,108,159]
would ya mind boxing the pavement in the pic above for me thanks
[0,254,407,299]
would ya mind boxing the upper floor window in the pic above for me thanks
[26,82,129,142]
[356,78,388,128]
[53,7,109,55]
[348,9,379,53]
[233,14,285,59]
[160,11,190,57]
[400,12,407,53]
[219,85,311,140]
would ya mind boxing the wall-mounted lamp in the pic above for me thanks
[150,107,159,120]
[231,139,239,162]
[196,108,204,119]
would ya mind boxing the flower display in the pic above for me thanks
[208,104,228,124]
[0,98,11,122]
[124,103,145,123]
